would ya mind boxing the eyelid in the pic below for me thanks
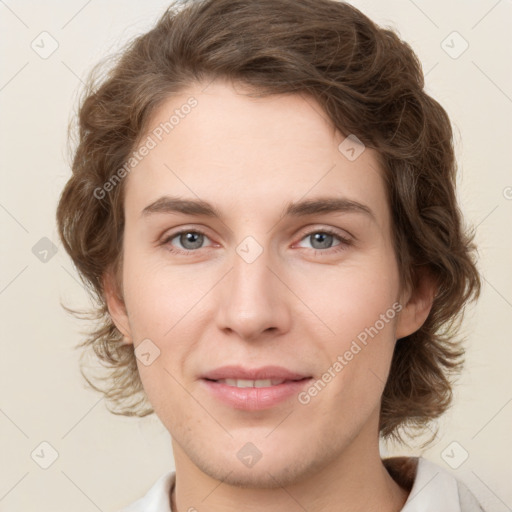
[160,224,212,241]
[290,228,351,255]
[294,224,353,244]
[160,226,217,252]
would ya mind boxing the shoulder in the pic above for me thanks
[383,456,486,512]
[118,471,176,512]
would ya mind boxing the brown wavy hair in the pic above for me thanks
[56,0,480,443]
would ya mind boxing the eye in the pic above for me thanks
[163,230,213,253]
[296,229,351,253]
[161,227,351,255]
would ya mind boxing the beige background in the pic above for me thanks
[1,1,511,511]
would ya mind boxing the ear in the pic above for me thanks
[395,267,437,340]
[103,269,133,345]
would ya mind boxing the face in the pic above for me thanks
[106,79,429,488]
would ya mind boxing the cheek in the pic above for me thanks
[294,255,401,403]
[292,257,401,341]
[121,249,207,341]
[120,258,202,415]
[303,283,400,425]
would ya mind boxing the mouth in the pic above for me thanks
[201,364,310,382]
[200,366,312,410]
[205,378,305,388]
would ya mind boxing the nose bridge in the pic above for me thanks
[215,239,290,340]
[232,247,273,301]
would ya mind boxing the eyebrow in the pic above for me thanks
[141,195,375,221]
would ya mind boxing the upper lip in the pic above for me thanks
[202,365,310,381]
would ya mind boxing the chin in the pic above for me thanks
[189,444,330,489]
[206,461,310,489]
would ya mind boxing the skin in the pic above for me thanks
[105,79,435,512]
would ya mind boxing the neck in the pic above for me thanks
[170,427,408,512]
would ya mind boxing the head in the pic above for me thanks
[57,0,480,486]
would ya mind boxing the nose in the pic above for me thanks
[214,246,292,342]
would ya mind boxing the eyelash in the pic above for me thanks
[161,228,352,256]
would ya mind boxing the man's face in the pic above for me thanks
[111,79,413,487]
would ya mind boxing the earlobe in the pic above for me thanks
[395,268,437,340]
[103,270,133,345]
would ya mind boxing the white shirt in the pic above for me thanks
[119,456,485,512]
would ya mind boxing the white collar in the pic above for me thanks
[120,470,174,512]
[400,457,461,511]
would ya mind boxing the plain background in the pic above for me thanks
[1,1,511,511]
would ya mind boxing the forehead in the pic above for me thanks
[124,80,388,228]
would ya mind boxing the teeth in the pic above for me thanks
[218,378,285,388]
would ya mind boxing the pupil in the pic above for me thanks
[181,232,203,250]
[312,232,333,249]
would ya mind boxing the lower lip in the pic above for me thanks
[201,378,312,410]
